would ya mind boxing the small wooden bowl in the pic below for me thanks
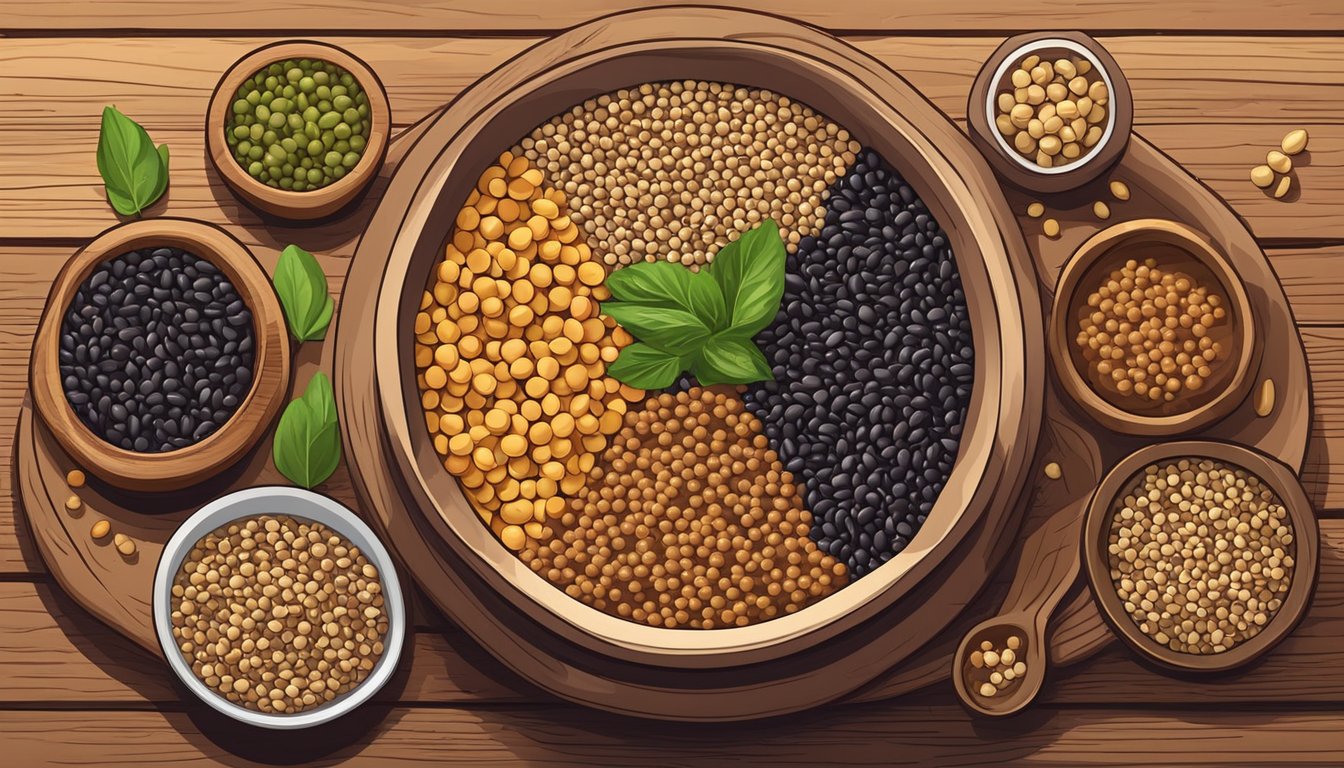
[1050,219,1259,436]
[968,32,1133,193]
[1082,441,1318,673]
[30,218,291,492]
[206,40,390,221]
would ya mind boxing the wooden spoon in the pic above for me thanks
[952,409,1103,716]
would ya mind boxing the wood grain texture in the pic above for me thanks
[2,37,1344,242]
[1,1,1340,32]
[3,704,1344,766]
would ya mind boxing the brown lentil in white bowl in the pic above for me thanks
[153,486,405,729]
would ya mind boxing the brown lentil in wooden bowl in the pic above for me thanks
[1082,441,1317,673]
[1050,219,1259,436]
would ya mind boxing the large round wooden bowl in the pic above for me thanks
[31,218,291,492]
[348,7,1043,719]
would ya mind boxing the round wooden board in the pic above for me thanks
[13,42,1309,726]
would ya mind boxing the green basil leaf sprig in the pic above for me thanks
[602,220,785,390]
[96,106,169,217]
[273,244,334,342]
[272,371,341,489]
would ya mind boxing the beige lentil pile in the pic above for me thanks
[170,515,388,714]
[966,634,1027,698]
[415,152,644,551]
[516,81,860,268]
[1075,257,1228,404]
[520,388,847,628]
[1108,459,1295,654]
[994,52,1110,169]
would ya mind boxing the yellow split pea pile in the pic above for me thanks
[1107,459,1295,654]
[170,516,388,714]
[415,152,643,551]
[1075,257,1228,404]
[516,80,860,268]
[520,388,847,628]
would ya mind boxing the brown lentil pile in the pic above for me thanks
[414,152,644,551]
[1075,258,1228,403]
[520,388,847,628]
[1108,459,1295,654]
[515,81,860,268]
[169,515,388,714]
[966,634,1028,698]
[994,52,1110,168]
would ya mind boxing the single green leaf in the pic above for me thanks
[693,334,775,386]
[708,219,786,337]
[605,343,686,390]
[273,244,334,341]
[602,302,712,354]
[95,106,168,216]
[685,270,728,331]
[606,261,728,331]
[272,372,341,489]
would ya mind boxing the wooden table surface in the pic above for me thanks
[4,2,1344,764]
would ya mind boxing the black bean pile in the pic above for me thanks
[742,148,974,577]
[59,248,256,453]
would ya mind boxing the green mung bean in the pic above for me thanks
[225,58,371,192]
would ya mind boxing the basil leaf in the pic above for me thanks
[272,372,341,489]
[606,262,728,330]
[708,219,786,336]
[601,302,712,354]
[273,244,334,342]
[605,343,685,390]
[693,334,775,386]
[96,106,168,217]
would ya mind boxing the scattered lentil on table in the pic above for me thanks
[226,58,371,191]
[59,248,256,452]
[1075,257,1227,404]
[742,148,974,577]
[67,469,86,487]
[414,152,643,552]
[170,515,388,714]
[521,388,847,628]
[1107,458,1295,654]
[516,80,860,268]
[994,51,1110,169]
[90,519,110,540]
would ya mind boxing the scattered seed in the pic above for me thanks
[1255,378,1275,418]
[1281,129,1309,156]
[67,469,86,487]
[65,494,82,511]
[1250,165,1275,189]
[1093,201,1110,220]
[90,520,110,540]
[1267,150,1292,174]
[1026,202,1045,218]
[1274,175,1292,199]
[1042,218,1060,238]
[1044,462,1062,480]
[113,533,136,556]
[1109,180,1130,201]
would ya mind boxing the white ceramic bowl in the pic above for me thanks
[153,486,406,729]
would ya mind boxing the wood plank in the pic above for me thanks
[2,37,1344,243]
[7,517,1344,708]
[2,1,1340,33]
[3,705,1343,766]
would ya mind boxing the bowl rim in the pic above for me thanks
[371,36,1039,664]
[205,40,391,221]
[1049,218,1260,435]
[29,217,291,491]
[152,486,406,729]
[1081,440,1318,672]
[984,37,1119,176]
